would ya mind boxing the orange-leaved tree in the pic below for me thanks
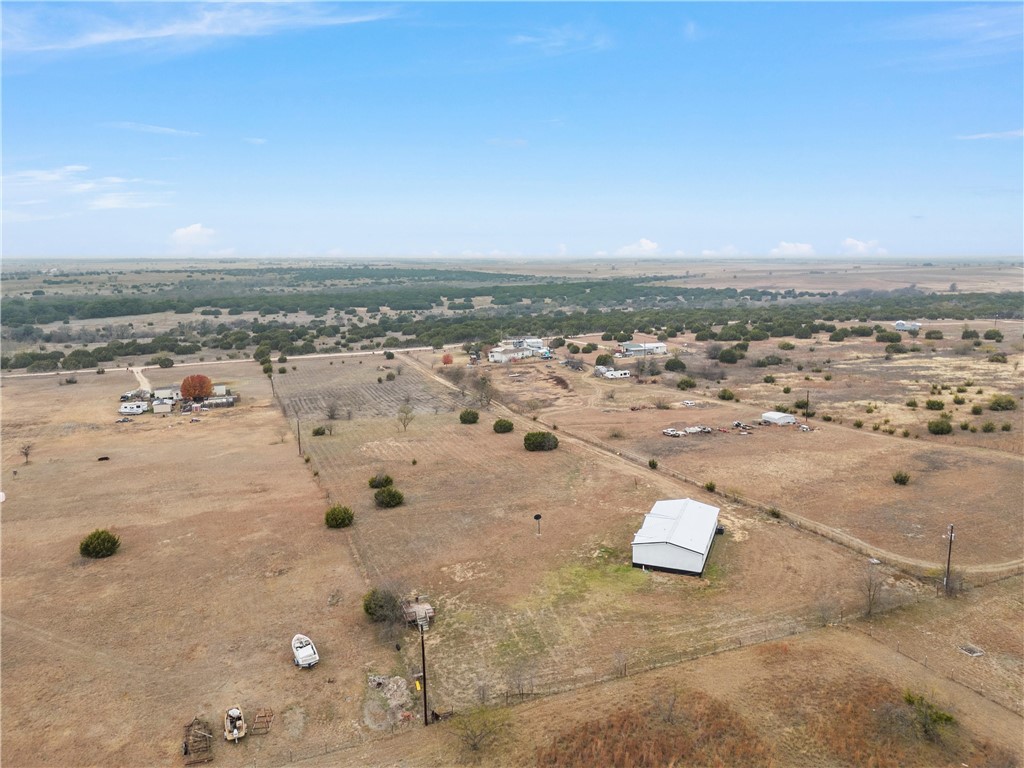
[180,374,213,400]
[441,353,454,365]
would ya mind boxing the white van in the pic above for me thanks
[119,402,148,415]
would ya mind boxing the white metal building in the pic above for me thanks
[620,342,668,357]
[761,411,797,426]
[632,498,720,575]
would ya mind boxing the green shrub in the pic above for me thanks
[961,328,979,340]
[892,470,910,486]
[853,420,864,428]
[704,481,716,492]
[876,331,902,343]
[362,588,402,623]
[493,418,514,433]
[989,394,1017,411]
[459,409,480,424]
[905,399,918,409]
[374,486,405,508]
[924,330,943,340]
[676,376,697,390]
[983,329,1003,342]
[648,458,658,469]
[925,400,944,411]
[717,388,735,401]
[777,341,795,351]
[524,431,559,451]
[952,395,965,405]
[782,386,791,394]
[971,404,983,415]
[279,366,287,374]
[927,419,953,435]
[80,529,120,558]
[312,425,326,436]
[368,473,393,489]
[325,505,354,528]
[767,507,781,519]
[762,375,776,384]
[981,421,996,433]
[663,357,686,372]
[960,422,970,430]
[1001,423,1012,432]
[988,353,1008,363]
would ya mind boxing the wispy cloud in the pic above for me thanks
[840,237,887,256]
[243,137,268,145]
[882,5,1022,68]
[770,241,815,257]
[108,121,199,137]
[682,21,701,43]
[615,238,659,257]
[3,164,170,217]
[701,245,741,258]
[510,24,611,56]
[3,4,395,53]
[956,129,1023,141]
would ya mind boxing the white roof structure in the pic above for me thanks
[632,498,720,574]
[762,411,797,425]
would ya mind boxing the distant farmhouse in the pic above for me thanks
[619,342,667,357]
[487,337,553,363]
[632,498,720,575]
[761,411,798,426]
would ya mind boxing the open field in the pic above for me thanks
[2,259,1022,767]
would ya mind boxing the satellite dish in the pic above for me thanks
[533,514,542,521]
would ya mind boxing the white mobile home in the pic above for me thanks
[603,369,631,379]
[632,498,720,575]
[620,342,668,357]
[761,411,797,426]
[119,402,149,415]
[893,321,921,332]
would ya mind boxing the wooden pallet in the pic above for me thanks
[182,717,214,765]
[250,708,275,735]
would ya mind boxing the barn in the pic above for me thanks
[761,411,797,426]
[631,498,720,575]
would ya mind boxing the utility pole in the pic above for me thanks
[805,389,810,423]
[420,624,430,726]
[943,524,955,594]
[296,417,302,456]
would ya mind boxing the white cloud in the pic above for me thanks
[108,121,199,137]
[510,24,611,56]
[683,21,700,43]
[556,243,568,257]
[88,193,166,210]
[4,4,395,53]
[701,245,741,257]
[769,241,815,256]
[881,5,1022,68]
[171,223,216,251]
[840,237,888,256]
[956,129,1023,141]
[243,137,268,145]
[615,238,659,256]
[3,164,169,213]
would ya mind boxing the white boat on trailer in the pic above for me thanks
[292,634,319,668]
[224,707,246,743]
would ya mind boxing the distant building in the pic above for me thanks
[488,338,552,363]
[893,321,921,332]
[632,498,720,575]
[620,342,667,357]
[761,411,797,426]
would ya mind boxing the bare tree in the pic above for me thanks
[505,660,534,699]
[19,443,32,464]
[863,565,884,618]
[612,649,629,678]
[449,707,511,758]
[473,375,495,407]
[397,404,415,432]
[652,688,680,724]
[325,399,340,420]
[814,592,838,627]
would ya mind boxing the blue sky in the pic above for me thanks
[2,2,1022,259]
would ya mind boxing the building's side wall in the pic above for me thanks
[632,542,704,574]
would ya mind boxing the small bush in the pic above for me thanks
[374,486,405,508]
[925,400,944,411]
[767,507,781,519]
[762,375,775,384]
[664,358,686,372]
[325,505,354,528]
[279,366,287,374]
[460,409,480,424]
[905,399,918,409]
[704,481,716,492]
[778,341,795,351]
[853,420,864,428]
[1001,423,1012,431]
[648,458,658,469]
[988,353,1008,363]
[981,421,996,433]
[493,418,514,433]
[892,470,910,486]
[676,377,697,390]
[80,529,120,558]
[782,386,791,394]
[971,404,983,415]
[924,330,943,340]
[362,588,402,623]
[988,394,1017,411]
[524,431,559,451]
[312,425,326,436]
[717,388,735,401]
[927,419,953,435]
[960,421,970,430]
[983,329,1003,342]
[368,473,393,489]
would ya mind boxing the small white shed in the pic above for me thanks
[632,498,720,575]
[761,411,797,426]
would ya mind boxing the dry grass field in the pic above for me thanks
[2,260,1022,768]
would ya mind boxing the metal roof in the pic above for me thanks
[632,498,720,554]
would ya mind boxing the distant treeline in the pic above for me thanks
[4,290,1020,371]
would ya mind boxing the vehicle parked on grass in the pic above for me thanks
[292,634,319,668]
[662,428,682,437]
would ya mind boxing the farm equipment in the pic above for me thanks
[182,717,214,765]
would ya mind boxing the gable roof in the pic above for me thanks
[632,498,719,554]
